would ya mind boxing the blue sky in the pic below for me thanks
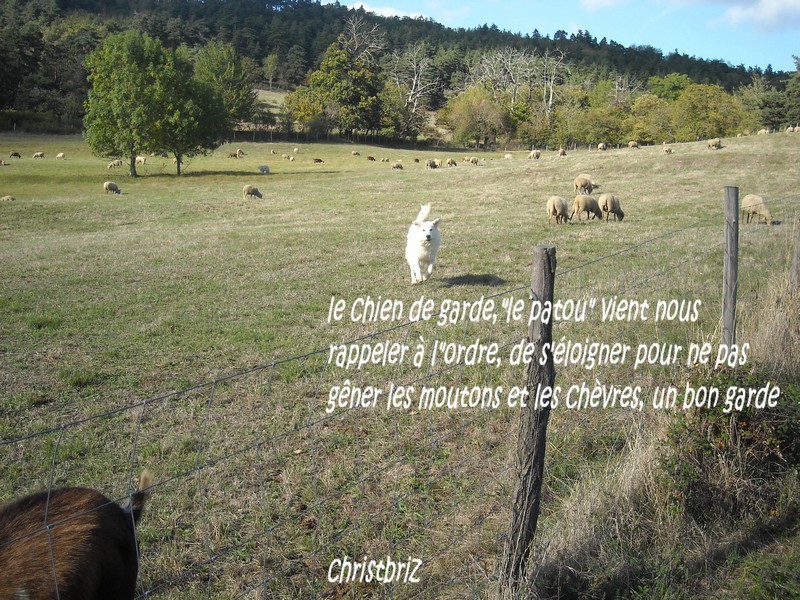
[325,0,799,73]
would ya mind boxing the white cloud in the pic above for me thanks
[720,0,800,30]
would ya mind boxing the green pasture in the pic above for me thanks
[0,132,798,598]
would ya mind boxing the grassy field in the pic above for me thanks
[1,132,799,598]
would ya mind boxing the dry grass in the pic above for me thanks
[0,132,799,598]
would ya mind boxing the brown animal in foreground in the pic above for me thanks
[0,470,152,600]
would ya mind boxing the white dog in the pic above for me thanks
[405,204,441,284]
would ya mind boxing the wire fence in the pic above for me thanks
[1,192,797,599]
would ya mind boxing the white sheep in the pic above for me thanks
[446,158,457,167]
[741,194,772,225]
[570,195,602,221]
[103,181,121,194]
[425,159,437,169]
[573,174,599,195]
[243,184,263,199]
[32,151,44,158]
[628,141,639,149]
[392,162,404,170]
[135,155,147,165]
[0,195,15,202]
[598,193,624,222]
[558,148,567,157]
[469,156,479,165]
[504,153,513,160]
[9,152,21,159]
[707,137,722,150]
[528,149,541,160]
[351,150,361,155]
[546,196,570,224]
[662,146,673,154]
[56,152,65,160]
[597,142,607,151]
[108,159,123,169]
[785,126,795,133]
[258,165,270,174]
[757,128,769,135]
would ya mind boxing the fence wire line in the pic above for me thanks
[2,191,793,598]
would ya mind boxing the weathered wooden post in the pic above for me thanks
[499,244,556,598]
[722,187,739,347]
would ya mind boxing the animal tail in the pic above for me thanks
[126,469,153,524]
[414,203,432,224]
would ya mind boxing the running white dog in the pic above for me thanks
[405,204,441,283]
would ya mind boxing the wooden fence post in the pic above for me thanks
[722,187,739,347]
[499,244,556,598]
[791,215,800,291]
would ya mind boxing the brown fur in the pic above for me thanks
[0,470,152,600]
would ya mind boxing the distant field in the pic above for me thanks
[0,132,798,598]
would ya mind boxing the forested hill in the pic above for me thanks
[0,0,791,136]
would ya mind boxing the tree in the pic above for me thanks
[628,93,673,143]
[648,72,692,101]
[671,83,742,141]
[441,86,505,148]
[84,31,226,176]
[262,53,279,89]
[385,42,440,138]
[784,57,800,125]
[193,40,258,131]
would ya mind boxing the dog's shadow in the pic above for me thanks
[440,273,507,287]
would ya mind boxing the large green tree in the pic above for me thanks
[193,40,258,131]
[84,30,226,176]
[671,83,742,141]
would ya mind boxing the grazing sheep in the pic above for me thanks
[103,181,121,194]
[597,142,607,151]
[570,195,602,222]
[546,196,570,224]
[785,126,794,133]
[392,162,403,170]
[367,156,376,161]
[741,194,772,225]
[413,158,420,163]
[0,470,152,600]
[271,149,277,154]
[135,156,147,165]
[598,193,624,222]
[757,128,769,135]
[9,152,21,159]
[282,154,290,160]
[289,156,294,162]
[243,184,263,199]
[707,137,722,150]
[504,153,513,160]
[528,149,541,159]
[313,158,324,163]
[56,152,65,160]
[258,165,270,174]
[628,141,639,149]
[573,174,600,195]
[108,159,123,168]
[351,150,361,155]
[446,158,457,167]
[32,151,44,158]
[469,156,479,165]
[227,152,240,158]
[558,148,567,157]
[662,146,673,154]
[0,160,6,166]
[0,195,15,202]
[293,147,299,153]
[425,159,437,169]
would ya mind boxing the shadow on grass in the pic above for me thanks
[441,273,507,287]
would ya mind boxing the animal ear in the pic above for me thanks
[432,218,441,226]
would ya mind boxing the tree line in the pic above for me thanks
[2,0,799,158]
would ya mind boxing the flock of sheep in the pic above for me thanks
[546,173,625,225]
